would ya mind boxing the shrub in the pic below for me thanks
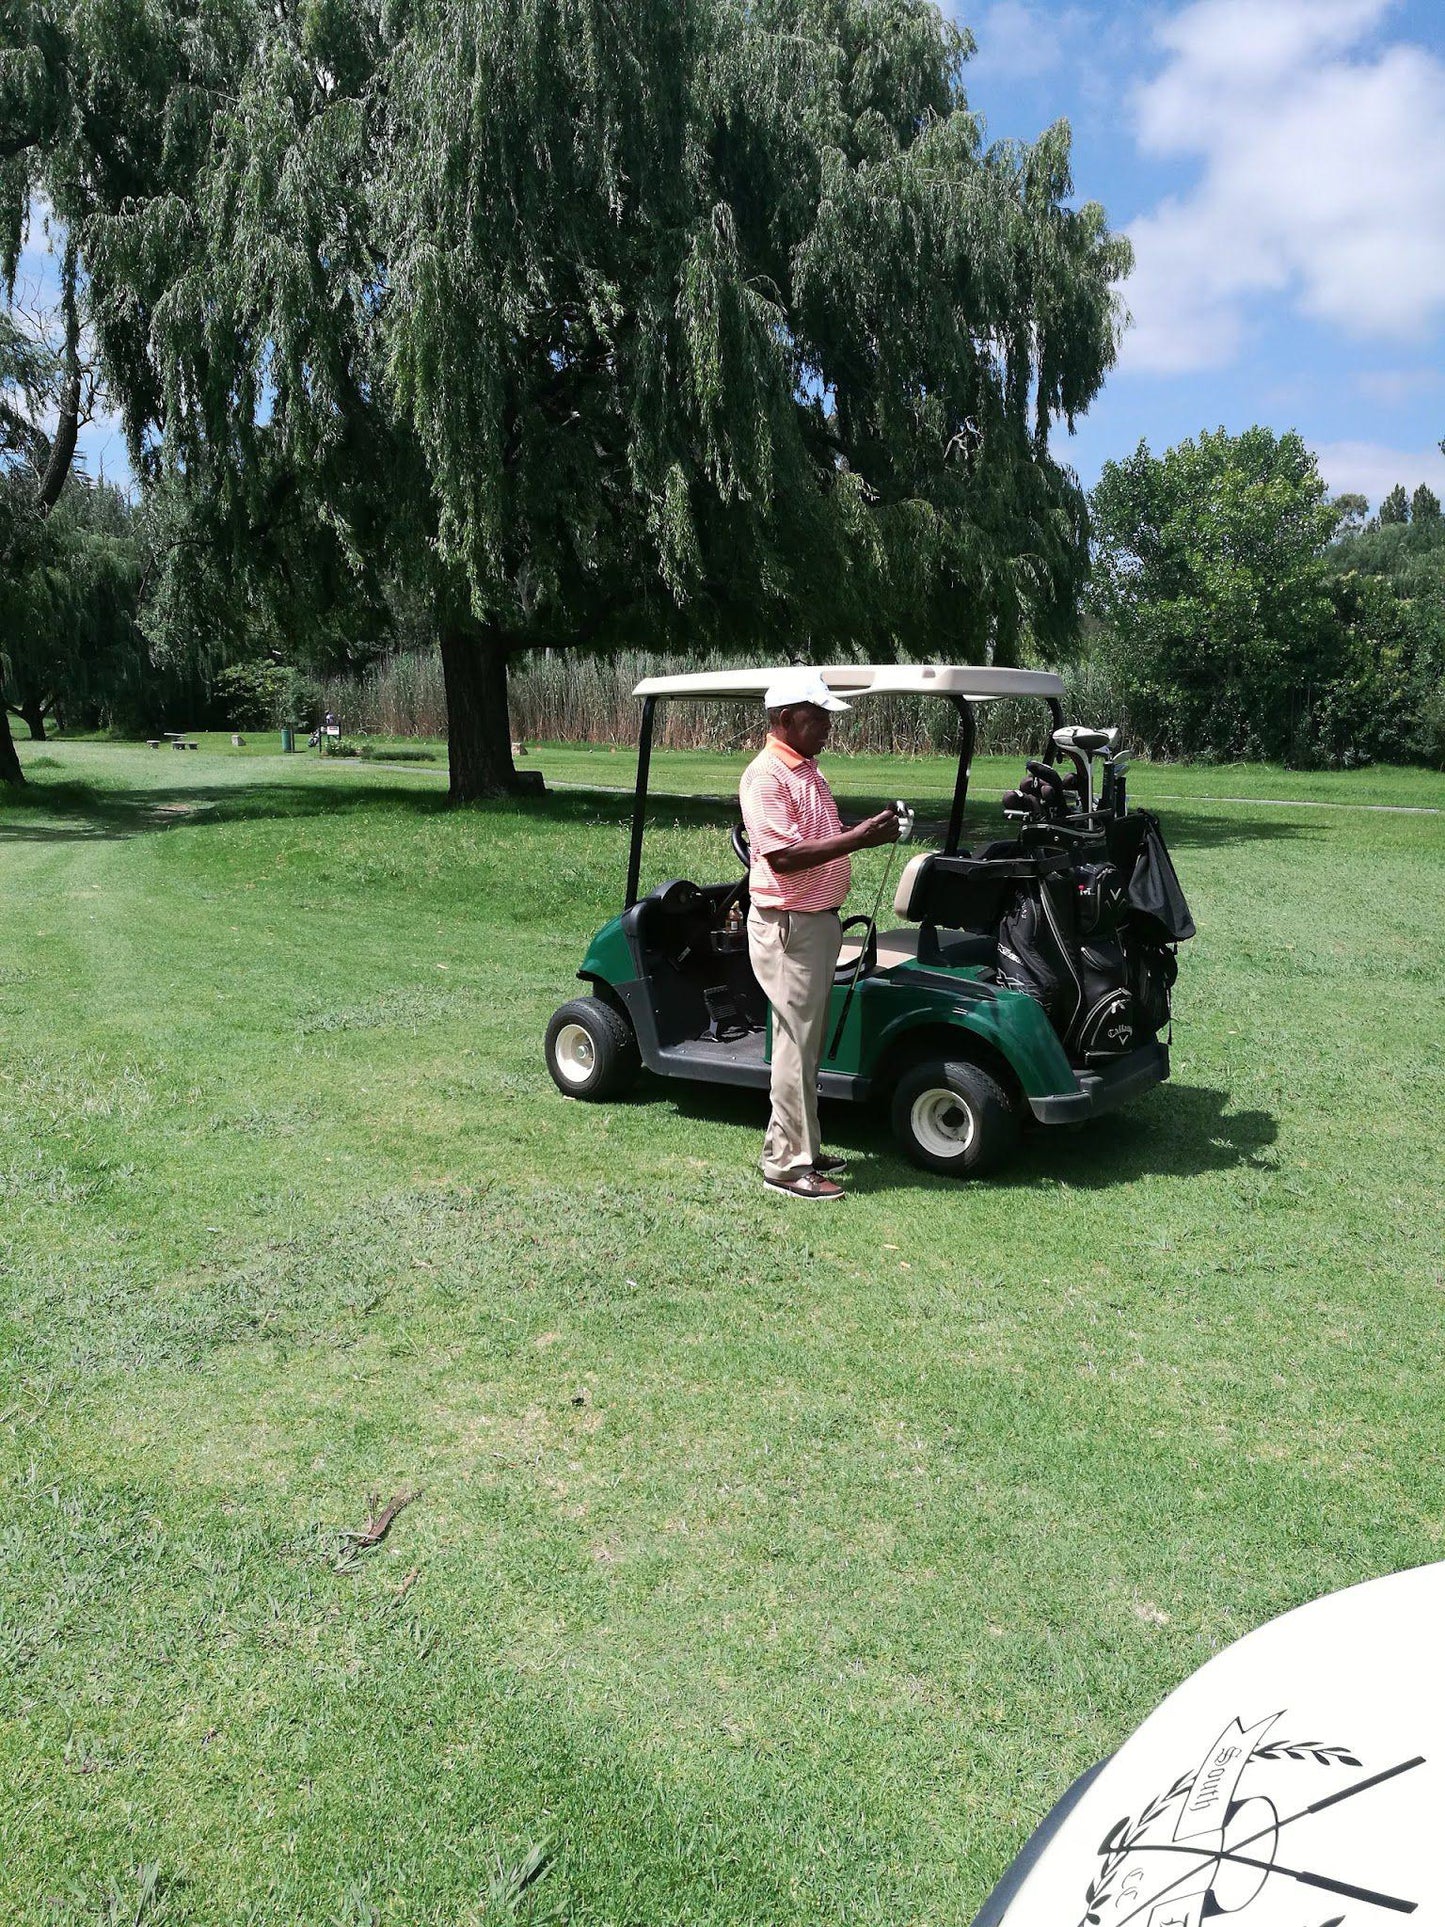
[213,661,314,731]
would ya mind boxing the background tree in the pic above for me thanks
[1,0,250,781]
[21,0,1129,801]
[1378,483,1410,526]
[1331,491,1369,537]
[1322,509,1445,766]
[1410,483,1440,523]
[1088,428,1342,762]
[1,0,280,780]
[4,475,146,740]
[0,249,98,782]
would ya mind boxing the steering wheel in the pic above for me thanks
[834,914,878,986]
[731,820,750,869]
[655,877,700,914]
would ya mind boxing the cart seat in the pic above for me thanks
[838,927,926,971]
[838,925,997,972]
[892,849,1036,934]
[894,852,934,919]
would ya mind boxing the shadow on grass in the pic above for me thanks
[646,1077,1276,1195]
[0,774,455,843]
[1142,812,1315,853]
[1009,1083,1279,1189]
[2,762,1314,860]
[545,788,1317,861]
[535,783,1317,854]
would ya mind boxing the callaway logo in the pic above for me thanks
[1077,1714,1423,1927]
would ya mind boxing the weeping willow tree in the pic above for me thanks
[0,254,95,782]
[0,0,248,781]
[5,0,1130,799]
[7,477,145,733]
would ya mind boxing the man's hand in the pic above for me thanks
[767,807,902,873]
[851,808,901,850]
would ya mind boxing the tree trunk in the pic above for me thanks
[2,242,78,794]
[438,620,522,802]
[19,699,48,742]
[0,707,24,787]
[990,603,1021,669]
[38,247,83,513]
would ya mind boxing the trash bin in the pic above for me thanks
[280,726,295,753]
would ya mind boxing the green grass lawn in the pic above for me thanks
[1,739,1442,1926]
[75,730,1445,809]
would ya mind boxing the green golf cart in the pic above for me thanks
[543,665,1193,1177]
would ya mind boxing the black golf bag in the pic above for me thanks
[995,812,1192,1063]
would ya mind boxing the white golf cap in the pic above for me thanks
[762,668,851,712]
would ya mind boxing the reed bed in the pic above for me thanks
[322,647,1139,756]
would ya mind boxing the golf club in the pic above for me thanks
[828,800,914,1057]
[1052,725,1119,815]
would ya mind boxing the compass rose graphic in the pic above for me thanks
[1076,1714,1425,1927]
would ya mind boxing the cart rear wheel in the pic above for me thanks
[545,998,638,1101]
[891,1059,1020,1177]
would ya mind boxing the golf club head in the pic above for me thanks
[1052,724,1118,756]
[1025,759,1068,798]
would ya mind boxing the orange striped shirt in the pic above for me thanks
[739,735,852,911]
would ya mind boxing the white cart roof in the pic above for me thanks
[629,664,1064,701]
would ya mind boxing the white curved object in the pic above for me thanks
[979,1563,1445,1927]
[631,664,1066,701]
[1054,724,1120,754]
[894,851,932,918]
[551,1023,596,1087]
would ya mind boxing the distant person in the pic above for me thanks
[739,671,900,1200]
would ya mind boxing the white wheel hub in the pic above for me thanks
[910,1086,976,1159]
[553,1022,597,1087]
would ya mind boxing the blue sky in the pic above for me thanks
[15,0,1445,510]
[956,0,1445,501]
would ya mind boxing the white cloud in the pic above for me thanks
[1121,0,1445,372]
[963,2,1074,81]
[1354,366,1444,407]
[1311,437,1445,505]
[1139,0,1387,125]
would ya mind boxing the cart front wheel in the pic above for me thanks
[891,1059,1020,1177]
[545,998,638,1101]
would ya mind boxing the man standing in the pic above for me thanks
[740,671,900,1200]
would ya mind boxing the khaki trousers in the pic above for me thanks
[747,905,843,1181]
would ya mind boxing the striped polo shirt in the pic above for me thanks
[739,735,852,911]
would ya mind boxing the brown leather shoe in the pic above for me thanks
[764,1169,845,1201]
[812,1152,848,1176]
